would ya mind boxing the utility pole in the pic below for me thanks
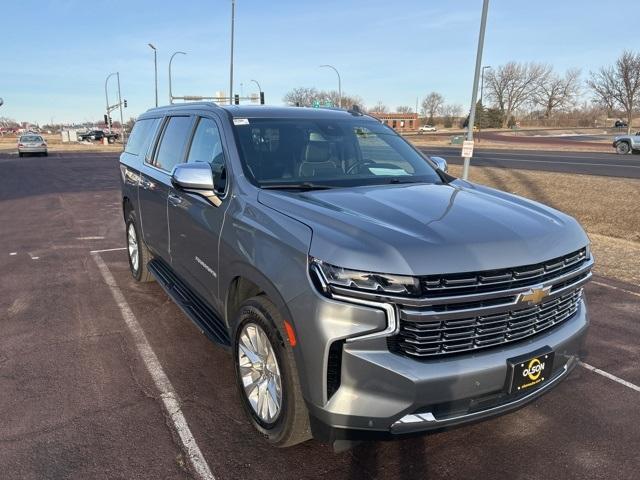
[229,0,235,105]
[148,43,158,107]
[169,51,187,104]
[478,65,491,142]
[462,0,490,180]
[320,64,342,108]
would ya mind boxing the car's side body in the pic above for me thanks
[613,132,640,154]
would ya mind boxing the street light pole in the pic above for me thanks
[320,64,341,108]
[116,72,125,145]
[169,51,187,104]
[229,0,235,105]
[461,0,490,181]
[105,72,117,134]
[148,43,158,107]
[478,65,491,142]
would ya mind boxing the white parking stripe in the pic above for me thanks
[579,362,640,393]
[92,253,215,480]
[592,280,640,298]
[90,247,127,253]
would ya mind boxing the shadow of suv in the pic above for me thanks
[120,103,592,450]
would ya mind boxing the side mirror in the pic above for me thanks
[430,156,448,173]
[171,162,214,190]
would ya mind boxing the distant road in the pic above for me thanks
[419,147,640,179]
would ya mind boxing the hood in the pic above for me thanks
[258,180,589,276]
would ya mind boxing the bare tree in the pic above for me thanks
[534,68,581,118]
[485,62,551,127]
[369,101,389,113]
[283,87,319,107]
[396,105,414,113]
[441,103,463,128]
[588,51,640,133]
[421,92,444,123]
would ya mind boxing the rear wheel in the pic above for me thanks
[616,142,631,154]
[234,296,311,447]
[18,152,23,157]
[125,211,153,282]
[108,136,116,144]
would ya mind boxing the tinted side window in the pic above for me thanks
[154,116,194,172]
[125,118,161,156]
[187,117,224,167]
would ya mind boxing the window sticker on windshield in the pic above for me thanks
[368,168,410,176]
[233,118,250,126]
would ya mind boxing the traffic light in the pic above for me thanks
[259,91,265,105]
[104,114,109,126]
[123,99,128,108]
[108,116,113,128]
[234,94,240,105]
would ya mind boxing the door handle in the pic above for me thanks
[168,193,183,206]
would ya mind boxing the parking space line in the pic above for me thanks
[579,362,640,393]
[90,247,127,254]
[592,280,640,298]
[92,252,215,480]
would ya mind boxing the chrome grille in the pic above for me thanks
[388,248,592,358]
[396,289,582,357]
[421,248,587,297]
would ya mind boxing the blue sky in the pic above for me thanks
[1,0,636,124]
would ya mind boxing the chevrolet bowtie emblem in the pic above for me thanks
[518,285,552,305]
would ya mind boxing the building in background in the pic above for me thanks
[368,112,419,132]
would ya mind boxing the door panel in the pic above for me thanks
[169,116,228,308]
[138,115,194,262]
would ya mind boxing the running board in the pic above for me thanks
[148,258,231,347]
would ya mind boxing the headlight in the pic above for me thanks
[310,258,420,296]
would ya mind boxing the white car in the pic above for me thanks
[418,125,437,133]
[18,134,48,157]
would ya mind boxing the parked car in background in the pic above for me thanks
[418,124,437,133]
[614,120,628,128]
[18,134,47,157]
[78,129,119,143]
[120,103,592,450]
[612,131,640,154]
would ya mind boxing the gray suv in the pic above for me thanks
[119,103,592,449]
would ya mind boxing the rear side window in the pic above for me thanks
[125,118,161,156]
[154,116,194,172]
[187,117,224,167]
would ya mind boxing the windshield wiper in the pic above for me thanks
[260,182,337,191]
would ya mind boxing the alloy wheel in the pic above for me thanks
[127,223,139,272]
[238,322,283,424]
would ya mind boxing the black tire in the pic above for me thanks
[18,152,23,157]
[233,296,311,447]
[125,210,153,282]
[108,136,116,144]
[43,151,48,157]
[616,142,631,154]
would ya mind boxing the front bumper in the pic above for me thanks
[290,290,588,440]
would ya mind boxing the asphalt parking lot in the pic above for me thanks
[1,152,639,480]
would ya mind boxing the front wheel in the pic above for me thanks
[234,296,311,447]
[616,142,631,154]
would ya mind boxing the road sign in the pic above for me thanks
[461,140,474,158]
[312,100,320,108]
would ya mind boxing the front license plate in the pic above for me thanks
[507,349,555,394]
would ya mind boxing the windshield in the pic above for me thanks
[233,117,442,188]
[21,135,43,142]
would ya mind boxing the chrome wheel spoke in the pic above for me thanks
[238,322,283,424]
